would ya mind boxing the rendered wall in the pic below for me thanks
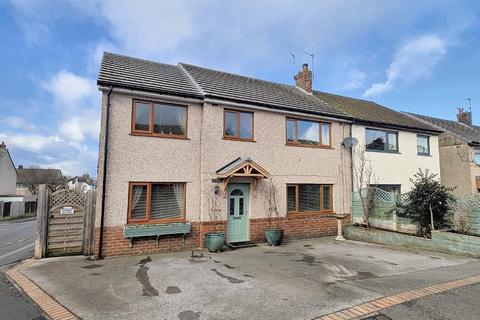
[352,124,441,192]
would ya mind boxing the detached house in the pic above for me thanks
[94,52,441,257]
[407,109,480,196]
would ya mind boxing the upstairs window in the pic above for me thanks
[287,184,333,214]
[286,118,331,147]
[224,109,254,140]
[365,128,398,152]
[475,152,480,165]
[417,135,430,156]
[128,182,186,224]
[132,100,187,138]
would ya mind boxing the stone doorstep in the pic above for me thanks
[316,274,480,320]
[5,263,79,320]
[5,260,480,320]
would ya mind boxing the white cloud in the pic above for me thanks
[363,34,447,97]
[58,113,100,142]
[0,131,97,176]
[342,69,367,90]
[0,132,62,152]
[1,116,37,131]
[43,70,97,108]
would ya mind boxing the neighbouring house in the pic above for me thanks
[94,52,442,257]
[0,143,35,219]
[67,174,96,192]
[406,109,480,196]
[16,166,64,195]
[313,92,442,195]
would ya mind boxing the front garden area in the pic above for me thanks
[348,170,480,258]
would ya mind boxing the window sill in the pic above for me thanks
[285,143,333,149]
[287,211,335,217]
[366,149,400,154]
[126,218,187,225]
[223,137,256,142]
[417,153,431,157]
[130,133,190,140]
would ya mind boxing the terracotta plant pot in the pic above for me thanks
[265,229,284,246]
[205,232,225,252]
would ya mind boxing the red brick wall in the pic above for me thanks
[94,214,349,257]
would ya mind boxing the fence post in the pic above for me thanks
[34,184,49,259]
[83,189,96,256]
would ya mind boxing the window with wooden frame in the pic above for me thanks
[223,109,254,140]
[286,118,331,147]
[128,182,186,224]
[287,184,333,214]
[132,100,187,138]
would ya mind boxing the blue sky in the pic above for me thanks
[0,0,479,177]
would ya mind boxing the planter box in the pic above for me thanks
[344,225,480,258]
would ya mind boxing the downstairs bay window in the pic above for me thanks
[287,184,333,214]
[128,182,186,224]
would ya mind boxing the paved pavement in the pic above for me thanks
[19,237,480,320]
[0,218,45,320]
[0,218,36,267]
[0,271,45,320]
[364,283,480,320]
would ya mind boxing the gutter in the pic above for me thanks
[98,85,204,105]
[98,86,113,259]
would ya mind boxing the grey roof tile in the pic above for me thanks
[406,113,480,145]
[97,52,203,98]
[180,63,350,118]
[313,91,441,133]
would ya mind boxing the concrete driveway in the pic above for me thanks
[20,238,479,320]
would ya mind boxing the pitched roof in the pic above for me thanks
[405,113,480,145]
[180,63,350,118]
[97,52,440,133]
[97,52,203,99]
[17,168,64,186]
[0,149,17,175]
[313,91,441,133]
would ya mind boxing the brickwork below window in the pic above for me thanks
[94,215,349,257]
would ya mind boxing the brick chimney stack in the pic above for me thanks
[457,108,472,126]
[295,63,312,93]
[0,141,5,150]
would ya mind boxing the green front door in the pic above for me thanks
[227,184,249,243]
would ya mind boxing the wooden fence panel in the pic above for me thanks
[46,189,85,257]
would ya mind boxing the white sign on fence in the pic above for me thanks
[60,206,74,215]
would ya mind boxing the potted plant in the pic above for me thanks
[204,184,225,252]
[264,178,284,246]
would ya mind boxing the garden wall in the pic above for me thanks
[344,225,480,258]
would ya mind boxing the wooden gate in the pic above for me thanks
[34,185,96,258]
[47,189,85,256]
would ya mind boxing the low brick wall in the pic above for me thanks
[344,225,480,258]
[94,214,348,257]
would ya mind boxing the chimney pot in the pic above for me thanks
[457,108,472,126]
[0,142,5,150]
[295,63,312,93]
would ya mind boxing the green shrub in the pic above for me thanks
[402,169,455,235]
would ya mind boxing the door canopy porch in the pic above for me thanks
[216,158,270,197]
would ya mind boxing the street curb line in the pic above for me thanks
[313,274,480,320]
[5,263,79,320]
